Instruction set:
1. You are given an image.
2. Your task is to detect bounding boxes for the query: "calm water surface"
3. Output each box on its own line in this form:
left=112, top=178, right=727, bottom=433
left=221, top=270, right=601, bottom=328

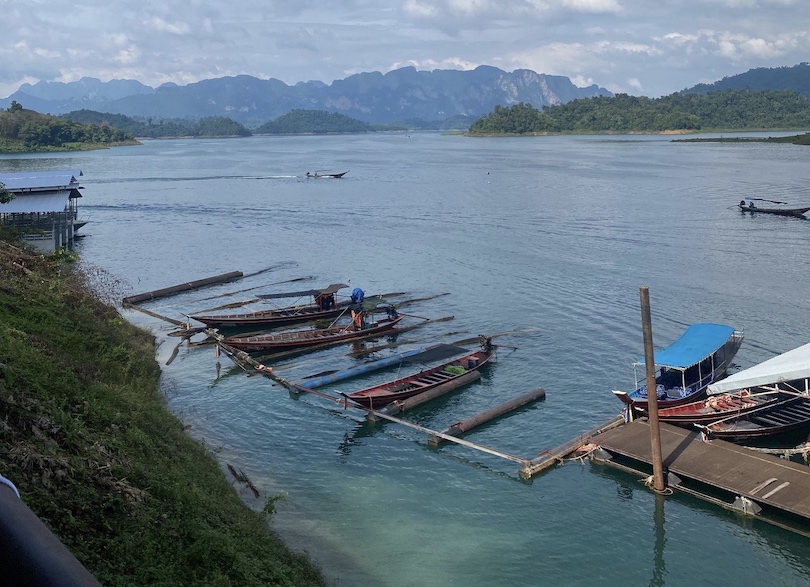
left=4, top=133, right=810, bottom=586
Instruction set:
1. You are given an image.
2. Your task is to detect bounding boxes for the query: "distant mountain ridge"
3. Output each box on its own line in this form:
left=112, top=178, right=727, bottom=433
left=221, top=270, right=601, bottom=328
left=0, top=66, right=611, bottom=126
left=682, top=63, right=810, bottom=98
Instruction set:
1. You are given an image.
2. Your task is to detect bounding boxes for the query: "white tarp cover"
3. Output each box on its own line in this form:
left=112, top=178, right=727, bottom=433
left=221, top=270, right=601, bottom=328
left=707, top=342, right=810, bottom=394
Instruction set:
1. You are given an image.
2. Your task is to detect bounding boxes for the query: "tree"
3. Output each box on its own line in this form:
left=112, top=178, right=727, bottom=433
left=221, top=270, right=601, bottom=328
left=0, top=182, right=14, bottom=204
left=7, top=100, right=23, bottom=113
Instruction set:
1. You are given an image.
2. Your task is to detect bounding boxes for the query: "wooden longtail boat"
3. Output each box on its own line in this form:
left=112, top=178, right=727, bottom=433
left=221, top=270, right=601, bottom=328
left=654, top=390, right=786, bottom=426
left=306, top=171, right=349, bottom=178
left=701, top=395, right=810, bottom=442
left=340, top=339, right=493, bottom=408
left=223, top=315, right=403, bottom=353
left=738, top=199, right=810, bottom=217
left=612, top=323, right=744, bottom=410
left=189, top=283, right=363, bottom=329
left=696, top=341, right=810, bottom=443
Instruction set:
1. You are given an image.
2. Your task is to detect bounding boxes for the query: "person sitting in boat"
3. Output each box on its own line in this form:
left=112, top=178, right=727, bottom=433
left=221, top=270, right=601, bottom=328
left=739, top=200, right=746, bottom=208
left=749, top=201, right=756, bottom=208
left=315, top=292, right=335, bottom=310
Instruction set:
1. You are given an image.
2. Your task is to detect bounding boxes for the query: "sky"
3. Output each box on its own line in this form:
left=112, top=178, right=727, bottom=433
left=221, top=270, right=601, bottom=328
left=2, top=0, right=808, bottom=99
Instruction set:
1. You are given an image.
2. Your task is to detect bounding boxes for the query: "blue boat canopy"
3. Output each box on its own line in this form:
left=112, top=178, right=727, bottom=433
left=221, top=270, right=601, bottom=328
left=634, top=323, right=735, bottom=369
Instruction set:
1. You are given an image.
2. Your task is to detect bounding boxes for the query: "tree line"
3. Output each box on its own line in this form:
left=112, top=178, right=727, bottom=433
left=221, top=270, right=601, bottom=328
left=61, top=110, right=251, bottom=138
left=468, top=90, right=810, bottom=135
left=0, top=101, right=135, bottom=152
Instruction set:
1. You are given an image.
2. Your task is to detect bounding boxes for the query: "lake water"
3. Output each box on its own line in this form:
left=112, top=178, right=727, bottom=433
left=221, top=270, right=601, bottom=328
left=4, top=132, right=810, bottom=586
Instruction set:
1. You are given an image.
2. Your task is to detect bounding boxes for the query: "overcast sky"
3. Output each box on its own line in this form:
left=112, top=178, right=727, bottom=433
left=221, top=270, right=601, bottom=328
left=2, top=0, right=807, bottom=99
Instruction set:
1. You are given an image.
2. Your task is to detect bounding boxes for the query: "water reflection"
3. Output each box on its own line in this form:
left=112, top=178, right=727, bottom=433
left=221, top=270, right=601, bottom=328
left=650, top=493, right=667, bottom=587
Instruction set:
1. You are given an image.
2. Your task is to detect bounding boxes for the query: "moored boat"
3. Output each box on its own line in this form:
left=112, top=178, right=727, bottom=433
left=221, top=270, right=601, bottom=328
left=189, top=284, right=365, bottom=329
left=701, top=395, right=810, bottom=442
left=697, top=341, right=810, bottom=443
left=223, top=314, right=403, bottom=353
left=341, top=339, right=493, bottom=408
left=655, top=390, right=785, bottom=426
left=612, top=323, right=744, bottom=410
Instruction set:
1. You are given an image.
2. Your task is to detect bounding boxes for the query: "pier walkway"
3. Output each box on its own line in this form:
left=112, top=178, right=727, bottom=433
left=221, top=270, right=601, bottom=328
left=591, top=420, right=810, bottom=529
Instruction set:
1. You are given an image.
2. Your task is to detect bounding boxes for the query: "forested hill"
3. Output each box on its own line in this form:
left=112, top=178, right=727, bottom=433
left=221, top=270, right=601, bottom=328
left=0, top=102, right=135, bottom=153
left=468, top=90, right=810, bottom=135
left=61, top=110, right=251, bottom=138
left=683, top=63, right=810, bottom=98
left=63, top=108, right=381, bottom=136
left=255, top=109, right=372, bottom=134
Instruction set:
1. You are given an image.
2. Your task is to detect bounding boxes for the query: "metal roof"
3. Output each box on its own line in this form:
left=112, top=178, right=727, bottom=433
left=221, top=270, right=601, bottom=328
left=0, top=170, right=83, bottom=191
left=0, top=190, right=71, bottom=213
left=634, top=323, right=736, bottom=369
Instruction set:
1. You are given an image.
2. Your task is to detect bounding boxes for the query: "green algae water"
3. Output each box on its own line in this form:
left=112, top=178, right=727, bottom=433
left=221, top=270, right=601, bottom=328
left=4, top=132, right=810, bottom=586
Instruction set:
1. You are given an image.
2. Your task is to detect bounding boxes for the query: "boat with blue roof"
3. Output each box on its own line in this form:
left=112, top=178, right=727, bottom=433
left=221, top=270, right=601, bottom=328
left=612, top=323, right=744, bottom=410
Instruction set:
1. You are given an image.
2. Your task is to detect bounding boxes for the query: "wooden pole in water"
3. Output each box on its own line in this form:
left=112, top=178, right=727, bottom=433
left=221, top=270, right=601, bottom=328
left=122, top=271, right=243, bottom=305
left=640, top=286, right=666, bottom=493
left=427, top=387, right=546, bottom=445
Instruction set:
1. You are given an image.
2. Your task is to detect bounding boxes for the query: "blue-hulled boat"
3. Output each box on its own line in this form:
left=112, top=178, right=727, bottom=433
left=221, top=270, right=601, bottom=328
left=612, top=323, right=744, bottom=410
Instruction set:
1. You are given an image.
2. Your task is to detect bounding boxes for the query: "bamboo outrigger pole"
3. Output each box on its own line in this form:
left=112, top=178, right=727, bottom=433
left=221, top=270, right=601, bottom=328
left=212, top=335, right=532, bottom=468
left=640, top=286, right=666, bottom=493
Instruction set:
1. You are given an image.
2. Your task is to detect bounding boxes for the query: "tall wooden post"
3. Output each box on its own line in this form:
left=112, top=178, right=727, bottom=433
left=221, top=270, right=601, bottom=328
left=640, top=286, right=666, bottom=493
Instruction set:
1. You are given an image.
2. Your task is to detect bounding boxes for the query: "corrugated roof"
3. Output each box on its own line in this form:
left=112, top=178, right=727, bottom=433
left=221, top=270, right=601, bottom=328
left=0, top=190, right=71, bottom=213
left=0, top=169, right=83, bottom=191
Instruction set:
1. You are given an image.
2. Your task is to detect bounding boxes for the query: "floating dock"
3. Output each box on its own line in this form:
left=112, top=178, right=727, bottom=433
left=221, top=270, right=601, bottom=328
left=590, top=419, right=810, bottom=534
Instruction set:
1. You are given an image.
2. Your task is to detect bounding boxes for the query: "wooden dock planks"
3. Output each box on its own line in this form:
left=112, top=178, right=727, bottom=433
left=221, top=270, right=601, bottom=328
left=592, top=420, right=810, bottom=520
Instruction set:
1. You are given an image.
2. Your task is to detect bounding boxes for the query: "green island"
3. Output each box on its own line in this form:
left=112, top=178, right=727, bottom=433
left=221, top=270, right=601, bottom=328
left=0, top=237, right=324, bottom=586
left=467, top=90, right=810, bottom=137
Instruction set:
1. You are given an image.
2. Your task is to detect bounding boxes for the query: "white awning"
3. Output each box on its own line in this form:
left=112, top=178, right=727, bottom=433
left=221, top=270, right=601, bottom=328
left=0, top=191, right=70, bottom=213
left=707, top=342, right=810, bottom=394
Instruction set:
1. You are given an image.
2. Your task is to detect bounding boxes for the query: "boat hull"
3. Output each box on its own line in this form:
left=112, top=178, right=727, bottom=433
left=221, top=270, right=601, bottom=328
left=223, top=316, right=402, bottom=353
left=704, top=395, right=810, bottom=443
left=342, top=350, right=491, bottom=409
left=655, top=391, right=784, bottom=425
left=739, top=204, right=810, bottom=217
left=190, top=301, right=354, bottom=329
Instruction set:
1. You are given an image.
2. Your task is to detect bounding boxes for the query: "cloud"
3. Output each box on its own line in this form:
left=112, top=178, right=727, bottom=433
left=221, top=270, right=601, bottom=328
left=144, top=17, right=191, bottom=36
left=562, top=0, right=622, bottom=14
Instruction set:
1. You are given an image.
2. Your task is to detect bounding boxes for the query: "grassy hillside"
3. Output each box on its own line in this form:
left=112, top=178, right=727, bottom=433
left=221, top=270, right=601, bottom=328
left=0, top=238, right=323, bottom=587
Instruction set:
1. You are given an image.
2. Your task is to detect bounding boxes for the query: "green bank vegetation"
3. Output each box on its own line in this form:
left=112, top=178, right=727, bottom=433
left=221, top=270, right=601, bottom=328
left=0, top=238, right=323, bottom=586
left=62, top=110, right=252, bottom=138
left=0, top=101, right=137, bottom=152
left=468, top=90, right=810, bottom=135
